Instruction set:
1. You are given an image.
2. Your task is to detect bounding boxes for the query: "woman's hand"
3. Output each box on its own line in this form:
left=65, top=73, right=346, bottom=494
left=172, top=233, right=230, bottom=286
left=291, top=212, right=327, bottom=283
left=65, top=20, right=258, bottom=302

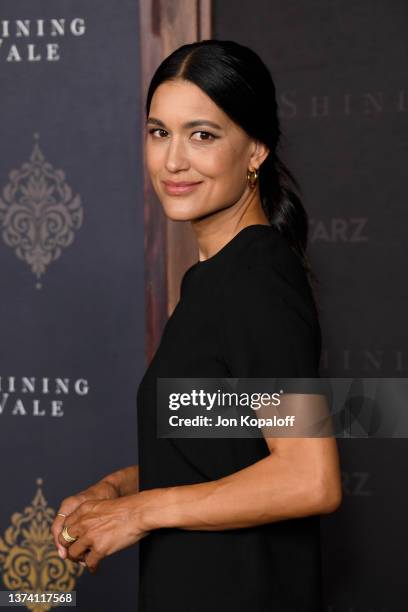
left=56, top=495, right=150, bottom=574
left=51, top=480, right=119, bottom=561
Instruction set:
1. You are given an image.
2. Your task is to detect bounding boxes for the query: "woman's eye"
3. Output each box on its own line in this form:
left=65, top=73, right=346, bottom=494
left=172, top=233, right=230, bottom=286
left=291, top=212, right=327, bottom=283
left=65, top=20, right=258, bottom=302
left=148, top=128, right=168, bottom=138
left=191, top=131, right=215, bottom=142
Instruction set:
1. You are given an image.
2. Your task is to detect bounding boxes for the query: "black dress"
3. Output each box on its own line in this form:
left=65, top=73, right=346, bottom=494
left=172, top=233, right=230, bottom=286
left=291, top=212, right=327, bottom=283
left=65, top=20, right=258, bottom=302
left=137, top=224, right=323, bottom=611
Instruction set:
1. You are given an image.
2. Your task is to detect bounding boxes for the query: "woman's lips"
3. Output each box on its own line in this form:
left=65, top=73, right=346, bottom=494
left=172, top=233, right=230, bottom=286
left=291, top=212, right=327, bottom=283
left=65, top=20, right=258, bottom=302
left=162, top=181, right=202, bottom=195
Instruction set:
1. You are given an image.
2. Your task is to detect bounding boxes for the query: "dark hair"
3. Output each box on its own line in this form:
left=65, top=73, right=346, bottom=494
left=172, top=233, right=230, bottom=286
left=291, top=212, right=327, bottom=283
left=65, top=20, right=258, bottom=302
left=146, top=39, right=317, bottom=288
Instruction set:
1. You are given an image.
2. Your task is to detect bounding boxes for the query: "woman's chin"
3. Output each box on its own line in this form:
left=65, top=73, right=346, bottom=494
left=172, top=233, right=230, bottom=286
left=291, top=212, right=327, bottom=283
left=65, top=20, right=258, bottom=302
left=160, top=203, right=204, bottom=223
left=164, top=212, right=199, bottom=222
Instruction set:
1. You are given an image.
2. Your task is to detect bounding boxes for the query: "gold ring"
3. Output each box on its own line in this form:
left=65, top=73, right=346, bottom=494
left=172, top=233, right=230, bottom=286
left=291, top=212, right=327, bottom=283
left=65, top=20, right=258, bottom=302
left=57, top=513, right=67, bottom=518
left=61, top=526, right=77, bottom=543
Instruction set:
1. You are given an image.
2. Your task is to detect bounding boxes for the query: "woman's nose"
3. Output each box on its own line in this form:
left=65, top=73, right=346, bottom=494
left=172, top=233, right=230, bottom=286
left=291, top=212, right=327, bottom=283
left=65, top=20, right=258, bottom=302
left=165, top=137, right=189, bottom=172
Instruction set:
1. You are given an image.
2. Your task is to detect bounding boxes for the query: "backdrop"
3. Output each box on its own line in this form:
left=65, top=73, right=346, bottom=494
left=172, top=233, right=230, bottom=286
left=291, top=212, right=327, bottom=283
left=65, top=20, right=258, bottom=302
left=0, top=2, right=144, bottom=610
left=213, top=1, right=408, bottom=609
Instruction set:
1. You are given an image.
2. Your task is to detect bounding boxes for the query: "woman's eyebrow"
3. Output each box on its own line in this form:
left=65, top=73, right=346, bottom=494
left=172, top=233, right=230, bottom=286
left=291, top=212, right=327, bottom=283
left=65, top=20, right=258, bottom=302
left=146, top=117, right=222, bottom=130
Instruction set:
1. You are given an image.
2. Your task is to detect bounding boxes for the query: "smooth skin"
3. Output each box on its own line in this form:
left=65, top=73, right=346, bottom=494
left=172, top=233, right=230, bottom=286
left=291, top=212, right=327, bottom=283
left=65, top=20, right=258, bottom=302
left=51, top=78, right=342, bottom=573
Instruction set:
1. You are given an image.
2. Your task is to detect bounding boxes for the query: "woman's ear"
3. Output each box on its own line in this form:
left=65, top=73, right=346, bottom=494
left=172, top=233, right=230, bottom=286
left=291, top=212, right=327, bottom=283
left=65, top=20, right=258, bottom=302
left=249, top=140, right=270, bottom=169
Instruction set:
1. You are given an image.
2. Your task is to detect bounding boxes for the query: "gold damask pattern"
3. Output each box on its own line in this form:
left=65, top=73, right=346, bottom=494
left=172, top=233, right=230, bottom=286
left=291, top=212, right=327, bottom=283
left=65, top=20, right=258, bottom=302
left=0, top=478, right=84, bottom=611
left=0, top=133, right=83, bottom=288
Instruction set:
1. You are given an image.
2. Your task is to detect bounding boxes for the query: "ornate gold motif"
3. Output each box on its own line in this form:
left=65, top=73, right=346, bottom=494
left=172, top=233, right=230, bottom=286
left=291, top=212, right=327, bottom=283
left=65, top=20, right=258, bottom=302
left=0, top=478, right=84, bottom=611
left=0, top=133, right=83, bottom=289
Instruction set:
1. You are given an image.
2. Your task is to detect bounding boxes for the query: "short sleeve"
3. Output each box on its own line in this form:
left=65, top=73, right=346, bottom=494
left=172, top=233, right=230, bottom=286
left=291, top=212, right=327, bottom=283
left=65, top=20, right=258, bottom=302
left=219, top=263, right=321, bottom=379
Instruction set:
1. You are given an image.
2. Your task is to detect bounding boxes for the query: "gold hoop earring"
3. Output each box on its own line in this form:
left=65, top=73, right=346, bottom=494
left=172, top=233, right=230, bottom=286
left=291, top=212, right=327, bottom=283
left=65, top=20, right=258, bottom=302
left=247, top=167, right=259, bottom=188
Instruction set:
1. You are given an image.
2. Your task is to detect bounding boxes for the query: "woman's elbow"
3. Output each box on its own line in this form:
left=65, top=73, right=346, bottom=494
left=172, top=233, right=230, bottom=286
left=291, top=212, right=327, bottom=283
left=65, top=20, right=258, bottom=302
left=315, top=478, right=343, bottom=514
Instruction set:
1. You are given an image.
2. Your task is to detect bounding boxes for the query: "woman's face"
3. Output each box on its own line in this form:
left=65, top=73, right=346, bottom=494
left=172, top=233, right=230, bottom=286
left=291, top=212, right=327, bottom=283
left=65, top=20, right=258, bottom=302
left=145, top=78, right=268, bottom=222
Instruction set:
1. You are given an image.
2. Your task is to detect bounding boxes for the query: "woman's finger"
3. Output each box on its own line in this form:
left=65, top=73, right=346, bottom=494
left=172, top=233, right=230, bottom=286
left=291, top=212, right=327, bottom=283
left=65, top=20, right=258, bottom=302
left=83, top=549, right=102, bottom=574
left=65, top=537, right=90, bottom=562
left=51, top=511, right=69, bottom=559
left=58, top=522, right=80, bottom=550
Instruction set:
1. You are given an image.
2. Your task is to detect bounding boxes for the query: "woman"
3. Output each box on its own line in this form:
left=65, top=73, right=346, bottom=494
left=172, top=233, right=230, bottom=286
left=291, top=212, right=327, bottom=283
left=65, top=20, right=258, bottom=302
left=52, top=40, right=342, bottom=611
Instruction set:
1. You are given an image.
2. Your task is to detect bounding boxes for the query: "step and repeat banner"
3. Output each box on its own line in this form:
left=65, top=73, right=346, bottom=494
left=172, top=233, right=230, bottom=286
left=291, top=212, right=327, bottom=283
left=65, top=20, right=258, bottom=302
left=213, top=1, right=408, bottom=611
left=0, top=2, right=144, bottom=610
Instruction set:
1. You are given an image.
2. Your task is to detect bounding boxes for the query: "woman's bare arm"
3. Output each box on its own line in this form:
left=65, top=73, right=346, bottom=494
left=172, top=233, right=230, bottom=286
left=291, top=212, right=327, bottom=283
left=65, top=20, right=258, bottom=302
left=136, top=436, right=341, bottom=532
left=100, top=465, right=139, bottom=497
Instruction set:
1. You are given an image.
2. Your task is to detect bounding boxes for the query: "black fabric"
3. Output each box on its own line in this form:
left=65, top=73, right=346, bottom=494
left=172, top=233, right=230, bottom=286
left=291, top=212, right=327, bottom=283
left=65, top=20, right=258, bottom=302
left=137, top=224, right=323, bottom=611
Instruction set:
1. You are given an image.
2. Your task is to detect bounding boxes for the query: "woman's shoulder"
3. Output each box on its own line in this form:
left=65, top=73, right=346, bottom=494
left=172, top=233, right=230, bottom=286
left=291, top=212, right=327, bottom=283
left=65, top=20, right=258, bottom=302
left=180, top=224, right=317, bottom=316
left=226, top=226, right=309, bottom=293
left=224, top=226, right=319, bottom=330
left=219, top=227, right=322, bottom=376
left=232, top=226, right=303, bottom=277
